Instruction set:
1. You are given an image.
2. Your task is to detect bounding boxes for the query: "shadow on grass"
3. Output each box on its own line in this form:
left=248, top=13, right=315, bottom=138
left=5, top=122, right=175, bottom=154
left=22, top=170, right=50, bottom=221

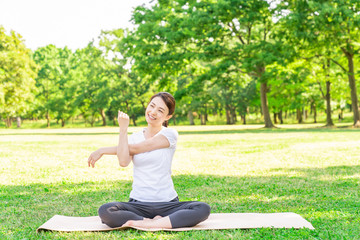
left=1, top=165, right=359, bottom=239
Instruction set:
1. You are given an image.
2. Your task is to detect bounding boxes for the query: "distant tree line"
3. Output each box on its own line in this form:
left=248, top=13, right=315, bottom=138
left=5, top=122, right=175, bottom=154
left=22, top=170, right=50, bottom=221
left=1, top=0, right=359, bottom=128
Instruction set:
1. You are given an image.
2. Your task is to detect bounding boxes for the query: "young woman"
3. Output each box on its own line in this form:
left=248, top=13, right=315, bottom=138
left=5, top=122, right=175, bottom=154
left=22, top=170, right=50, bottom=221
left=88, top=92, right=210, bottom=229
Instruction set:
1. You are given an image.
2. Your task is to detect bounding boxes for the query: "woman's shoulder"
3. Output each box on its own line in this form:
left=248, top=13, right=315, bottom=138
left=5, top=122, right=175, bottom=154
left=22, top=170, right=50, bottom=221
left=159, top=127, right=178, bottom=148
left=160, top=127, right=178, bottom=138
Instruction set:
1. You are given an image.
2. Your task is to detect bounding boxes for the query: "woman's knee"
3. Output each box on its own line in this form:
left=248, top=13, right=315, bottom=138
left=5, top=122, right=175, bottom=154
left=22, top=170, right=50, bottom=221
left=98, top=202, right=142, bottom=228
left=188, top=201, right=211, bottom=220
left=196, top=202, right=211, bottom=220
left=98, top=202, right=122, bottom=227
left=98, top=202, right=115, bottom=217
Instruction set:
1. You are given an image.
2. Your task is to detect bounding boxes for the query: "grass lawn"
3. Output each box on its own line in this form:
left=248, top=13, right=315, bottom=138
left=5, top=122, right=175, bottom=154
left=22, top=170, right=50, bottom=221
left=1, top=124, right=359, bottom=239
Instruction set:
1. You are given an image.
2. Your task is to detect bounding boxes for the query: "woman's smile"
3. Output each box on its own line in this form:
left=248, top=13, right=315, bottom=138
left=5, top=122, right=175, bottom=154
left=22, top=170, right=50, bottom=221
left=147, top=114, right=157, bottom=120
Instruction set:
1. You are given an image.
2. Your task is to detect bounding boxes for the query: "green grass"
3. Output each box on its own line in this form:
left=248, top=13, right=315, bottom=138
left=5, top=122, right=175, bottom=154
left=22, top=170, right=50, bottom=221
left=1, top=125, right=359, bottom=239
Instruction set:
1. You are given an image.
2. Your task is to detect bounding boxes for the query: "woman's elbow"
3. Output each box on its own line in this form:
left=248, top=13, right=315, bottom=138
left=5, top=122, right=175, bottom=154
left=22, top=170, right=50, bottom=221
left=119, top=161, right=129, bottom=167
left=117, top=155, right=130, bottom=167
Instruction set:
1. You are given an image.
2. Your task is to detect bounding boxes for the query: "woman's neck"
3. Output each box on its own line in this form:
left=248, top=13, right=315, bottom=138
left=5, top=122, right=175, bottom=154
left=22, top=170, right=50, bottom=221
left=145, top=125, right=163, bottom=138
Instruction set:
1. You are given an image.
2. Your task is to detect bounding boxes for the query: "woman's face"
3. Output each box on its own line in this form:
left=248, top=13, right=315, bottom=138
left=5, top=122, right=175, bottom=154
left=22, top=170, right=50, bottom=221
left=145, top=97, right=172, bottom=126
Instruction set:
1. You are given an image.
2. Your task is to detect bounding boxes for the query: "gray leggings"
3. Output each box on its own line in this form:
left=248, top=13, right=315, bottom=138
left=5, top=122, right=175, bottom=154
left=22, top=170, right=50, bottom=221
left=98, top=197, right=211, bottom=228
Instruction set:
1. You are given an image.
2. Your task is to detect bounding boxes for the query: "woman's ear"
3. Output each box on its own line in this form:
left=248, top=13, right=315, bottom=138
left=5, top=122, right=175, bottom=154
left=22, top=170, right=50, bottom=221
left=165, top=115, right=173, bottom=121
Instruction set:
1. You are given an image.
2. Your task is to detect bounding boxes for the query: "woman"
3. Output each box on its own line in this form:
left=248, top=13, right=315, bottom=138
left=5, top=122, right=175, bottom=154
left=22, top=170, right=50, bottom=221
left=88, top=92, right=210, bottom=229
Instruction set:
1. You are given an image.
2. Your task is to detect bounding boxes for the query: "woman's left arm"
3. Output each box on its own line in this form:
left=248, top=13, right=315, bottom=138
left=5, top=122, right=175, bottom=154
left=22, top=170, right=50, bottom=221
left=129, top=134, right=170, bottom=155
left=87, top=137, right=169, bottom=162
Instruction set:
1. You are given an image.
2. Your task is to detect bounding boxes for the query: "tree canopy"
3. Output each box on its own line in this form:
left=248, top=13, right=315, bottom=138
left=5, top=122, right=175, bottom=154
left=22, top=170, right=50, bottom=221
left=1, top=0, right=359, bottom=128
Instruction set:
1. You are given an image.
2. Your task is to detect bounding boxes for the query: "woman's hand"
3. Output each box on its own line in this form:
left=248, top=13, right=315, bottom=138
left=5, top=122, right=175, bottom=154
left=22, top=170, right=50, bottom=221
left=88, top=149, right=103, bottom=168
left=118, top=111, right=130, bottom=129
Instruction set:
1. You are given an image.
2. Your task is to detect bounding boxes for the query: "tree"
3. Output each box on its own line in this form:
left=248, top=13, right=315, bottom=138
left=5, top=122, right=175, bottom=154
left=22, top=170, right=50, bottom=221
left=99, top=29, right=152, bottom=126
left=72, top=42, right=113, bottom=126
left=0, top=26, right=37, bottom=127
left=127, top=0, right=297, bottom=127
left=33, top=45, right=63, bottom=127
left=287, top=0, right=360, bottom=127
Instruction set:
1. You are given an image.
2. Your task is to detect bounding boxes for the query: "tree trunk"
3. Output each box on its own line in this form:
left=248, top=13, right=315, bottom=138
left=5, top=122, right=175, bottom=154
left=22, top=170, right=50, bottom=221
left=273, top=113, right=278, bottom=124
left=200, top=114, right=206, bottom=125
left=343, top=50, right=360, bottom=127
left=188, top=110, right=195, bottom=125
left=231, top=107, right=237, bottom=123
left=5, top=117, right=12, bottom=128
left=61, top=119, right=65, bottom=127
left=100, top=109, right=106, bottom=126
left=46, top=111, right=50, bottom=127
left=312, top=103, right=317, bottom=123
left=225, top=105, right=236, bottom=125
left=16, top=117, right=21, bottom=128
left=241, top=114, right=246, bottom=124
left=205, top=105, right=208, bottom=122
left=279, top=110, right=283, bottom=124
left=202, top=114, right=206, bottom=125
left=131, top=115, right=137, bottom=126
left=260, top=81, right=274, bottom=128
left=226, top=109, right=231, bottom=125
left=90, top=114, right=95, bottom=127
left=325, top=80, right=334, bottom=126
left=297, top=109, right=303, bottom=123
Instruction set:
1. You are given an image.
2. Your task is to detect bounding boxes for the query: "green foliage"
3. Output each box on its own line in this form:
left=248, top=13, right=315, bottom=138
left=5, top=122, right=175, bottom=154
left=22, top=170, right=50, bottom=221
left=2, top=1, right=360, bottom=128
left=0, top=26, right=37, bottom=127
left=99, top=30, right=153, bottom=126
left=72, top=42, right=113, bottom=126
left=285, top=0, right=360, bottom=125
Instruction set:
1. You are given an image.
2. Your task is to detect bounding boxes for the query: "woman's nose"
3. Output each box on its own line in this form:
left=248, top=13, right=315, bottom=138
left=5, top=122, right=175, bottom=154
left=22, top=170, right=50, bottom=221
left=150, top=109, right=157, bottom=115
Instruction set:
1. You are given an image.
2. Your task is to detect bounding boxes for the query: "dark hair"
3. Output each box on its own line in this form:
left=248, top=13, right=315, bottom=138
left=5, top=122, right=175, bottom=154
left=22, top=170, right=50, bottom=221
left=149, top=92, right=175, bottom=127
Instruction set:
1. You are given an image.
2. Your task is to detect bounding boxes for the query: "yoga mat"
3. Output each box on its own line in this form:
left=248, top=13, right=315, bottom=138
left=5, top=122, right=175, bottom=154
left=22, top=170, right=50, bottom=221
left=37, top=212, right=314, bottom=232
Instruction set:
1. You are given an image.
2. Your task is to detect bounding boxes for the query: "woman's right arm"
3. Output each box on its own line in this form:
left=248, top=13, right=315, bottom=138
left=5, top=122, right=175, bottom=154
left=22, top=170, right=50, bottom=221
left=88, top=139, right=164, bottom=168
left=116, top=111, right=133, bottom=167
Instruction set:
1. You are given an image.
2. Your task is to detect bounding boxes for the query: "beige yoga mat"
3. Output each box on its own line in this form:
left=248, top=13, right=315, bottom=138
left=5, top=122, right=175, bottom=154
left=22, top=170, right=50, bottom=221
left=37, top=213, right=314, bottom=232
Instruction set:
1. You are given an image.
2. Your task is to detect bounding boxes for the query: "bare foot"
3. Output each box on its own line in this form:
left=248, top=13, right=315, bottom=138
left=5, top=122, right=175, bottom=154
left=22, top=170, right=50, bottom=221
left=122, top=220, right=134, bottom=227
left=122, top=216, right=172, bottom=229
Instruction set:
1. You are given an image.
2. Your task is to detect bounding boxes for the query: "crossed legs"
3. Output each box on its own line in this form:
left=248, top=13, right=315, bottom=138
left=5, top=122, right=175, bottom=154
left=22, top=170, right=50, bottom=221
left=98, top=201, right=211, bottom=229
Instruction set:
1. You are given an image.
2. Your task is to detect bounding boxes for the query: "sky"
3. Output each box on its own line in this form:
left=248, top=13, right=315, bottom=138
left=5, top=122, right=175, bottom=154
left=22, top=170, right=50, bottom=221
left=0, top=0, right=152, bottom=50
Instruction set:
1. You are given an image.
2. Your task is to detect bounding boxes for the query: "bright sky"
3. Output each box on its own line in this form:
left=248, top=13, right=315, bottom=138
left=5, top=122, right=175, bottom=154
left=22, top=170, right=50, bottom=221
left=0, top=0, right=152, bottom=50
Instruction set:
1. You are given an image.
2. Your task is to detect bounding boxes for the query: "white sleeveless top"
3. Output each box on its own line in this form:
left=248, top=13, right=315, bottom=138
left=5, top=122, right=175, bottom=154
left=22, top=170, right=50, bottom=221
left=128, top=127, right=178, bottom=202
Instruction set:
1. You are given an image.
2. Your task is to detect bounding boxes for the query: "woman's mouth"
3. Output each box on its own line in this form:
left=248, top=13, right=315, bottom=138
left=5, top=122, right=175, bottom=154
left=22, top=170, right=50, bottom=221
left=148, top=114, right=156, bottom=120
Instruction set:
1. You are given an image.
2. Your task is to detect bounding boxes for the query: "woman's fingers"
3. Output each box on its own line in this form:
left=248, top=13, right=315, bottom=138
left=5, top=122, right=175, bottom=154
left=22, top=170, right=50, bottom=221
left=118, top=111, right=129, bottom=119
left=88, top=156, right=94, bottom=168
left=88, top=152, right=100, bottom=168
left=118, top=110, right=130, bottom=128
